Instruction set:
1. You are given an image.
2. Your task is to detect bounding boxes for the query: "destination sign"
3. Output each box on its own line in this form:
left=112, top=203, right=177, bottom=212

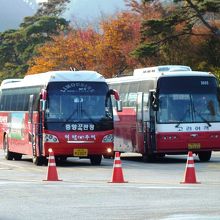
left=65, top=123, right=95, bottom=131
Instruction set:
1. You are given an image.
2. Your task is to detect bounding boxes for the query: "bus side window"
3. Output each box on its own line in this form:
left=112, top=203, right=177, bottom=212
left=158, top=96, right=168, bottom=122
left=23, top=94, right=29, bottom=111
left=127, top=93, right=137, bottom=107
left=0, top=93, right=5, bottom=110
left=5, top=94, right=11, bottom=111
left=28, top=95, right=34, bottom=123
left=16, top=94, right=24, bottom=111
left=128, top=82, right=138, bottom=107
left=120, top=83, right=129, bottom=107
left=143, top=93, right=149, bottom=121
left=1, top=94, right=8, bottom=111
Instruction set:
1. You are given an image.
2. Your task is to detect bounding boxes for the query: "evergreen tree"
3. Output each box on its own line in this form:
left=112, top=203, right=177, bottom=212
left=0, top=0, right=70, bottom=80
left=36, top=0, right=70, bottom=17
left=132, top=0, right=220, bottom=71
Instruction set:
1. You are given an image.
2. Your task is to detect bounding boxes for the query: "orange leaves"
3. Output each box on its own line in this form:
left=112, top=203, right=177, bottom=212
left=101, top=12, right=140, bottom=47
left=97, top=12, right=141, bottom=77
left=27, top=12, right=141, bottom=78
left=27, top=29, right=100, bottom=74
left=125, top=0, right=163, bottom=20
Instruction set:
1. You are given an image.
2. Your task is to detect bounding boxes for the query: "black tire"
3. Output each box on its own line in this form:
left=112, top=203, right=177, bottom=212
left=13, top=153, right=22, bottom=161
left=103, top=155, right=113, bottom=159
left=90, top=155, right=102, bottom=165
left=3, top=135, right=14, bottom=160
left=198, top=151, right=212, bottom=162
left=32, top=156, right=45, bottom=166
left=156, top=153, right=166, bottom=158
left=56, top=156, right=67, bottom=162
left=142, top=153, right=156, bottom=162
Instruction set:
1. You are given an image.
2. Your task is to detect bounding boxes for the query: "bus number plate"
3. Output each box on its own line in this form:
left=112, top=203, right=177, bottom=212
left=188, top=143, right=201, bottom=150
left=73, top=149, right=88, bottom=157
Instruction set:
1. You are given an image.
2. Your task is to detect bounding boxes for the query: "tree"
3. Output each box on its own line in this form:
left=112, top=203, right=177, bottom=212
left=0, top=1, right=70, bottom=81
left=0, top=16, right=69, bottom=80
left=126, top=0, right=167, bottom=66
left=0, top=30, right=28, bottom=79
left=36, top=0, right=70, bottom=17
left=173, top=0, right=220, bottom=36
left=28, top=12, right=141, bottom=78
left=131, top=0, right=220, bottom=71
left=27, top=29, right=101, bottom=74
left=96, top=12, right=141, bottom=76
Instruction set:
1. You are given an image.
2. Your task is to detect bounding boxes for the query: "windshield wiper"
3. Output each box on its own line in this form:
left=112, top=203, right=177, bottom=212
left=81, top=109, right=97, bottom=125
left=193, top=109, right=211, bottom=127
left=64, top=110, right=78, bottom=122
left=175, top=108, right=190, bottom=128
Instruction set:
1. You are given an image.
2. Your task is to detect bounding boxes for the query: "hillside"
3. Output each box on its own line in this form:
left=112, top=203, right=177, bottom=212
left=66, top=0, right=126, bottom=20
left=0, top=0, right=126, bottom=32
left=0, top=0, right=37, bottom=31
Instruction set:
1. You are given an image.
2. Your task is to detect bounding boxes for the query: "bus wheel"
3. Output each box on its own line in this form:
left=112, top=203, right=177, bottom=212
left=13, top=153, right=22, bottom=161
left=157, top=153, right=165, bottom=158
left=32, top=156, right=45, bottom=166
left=198, top=151, right=212, bottom=162
left=90, top=155, right=102, bottom=165
left=56, top=156, right=67, bottom=162
left=3, top=135, right=14, bottom=160
left=142, top=153, right=156, bottom=162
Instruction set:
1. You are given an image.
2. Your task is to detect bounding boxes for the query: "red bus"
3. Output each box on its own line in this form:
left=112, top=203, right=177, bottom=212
left=107, top=65, right=220, bottom=162
left=0, top=70, right=121, bottom=165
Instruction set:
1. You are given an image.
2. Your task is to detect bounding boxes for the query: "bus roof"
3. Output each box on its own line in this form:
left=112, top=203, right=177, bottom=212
left=107, top=66, right=215, bottom=84
left=133, top=65, right=192, bottom=77
left=1, top=71, right=106, bottom=89
left=0, top=79, right=23, bottom=86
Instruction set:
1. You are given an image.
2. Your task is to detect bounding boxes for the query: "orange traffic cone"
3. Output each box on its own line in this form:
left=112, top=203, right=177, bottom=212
left=44, top=148, right=62, bottom=181
left=109, top=152, right=127, bottom=183
left=181, top=151, right=200, bottom=184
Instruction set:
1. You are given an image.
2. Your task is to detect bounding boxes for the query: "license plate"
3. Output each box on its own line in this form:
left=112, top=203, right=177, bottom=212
left=188, top=143, right=201, bottom=150
left=73, top=149, right=88, bottom=157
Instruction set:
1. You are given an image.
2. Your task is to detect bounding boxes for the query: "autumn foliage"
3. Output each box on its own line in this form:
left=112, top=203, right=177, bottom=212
left=27, top=12, right=141, bottom=78
left=28, top=29, right=100, bottom=73
left=26, top=0, right=220, bottom=79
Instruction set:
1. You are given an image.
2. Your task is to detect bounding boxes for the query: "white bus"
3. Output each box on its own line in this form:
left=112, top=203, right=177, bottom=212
left=107, top=65, right=220, bottom=161
left=0, top=70, right=121, bottom=165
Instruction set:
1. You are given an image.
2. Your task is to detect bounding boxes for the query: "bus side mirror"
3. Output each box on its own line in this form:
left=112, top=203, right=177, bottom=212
left=109, top=89, right=123, bottom=112
left=116, top=100, right=122, bottom=112
left=149, top=90, right=158, bottom=111
left=40, top=99, right=46, bottom=112
left=40, top=89, right=47, bottom=112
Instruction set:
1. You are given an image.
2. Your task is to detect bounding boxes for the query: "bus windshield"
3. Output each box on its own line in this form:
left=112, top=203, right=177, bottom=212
left=45, top=82, right=113, bottom=123
left=157, top=76, right=220, bottom=123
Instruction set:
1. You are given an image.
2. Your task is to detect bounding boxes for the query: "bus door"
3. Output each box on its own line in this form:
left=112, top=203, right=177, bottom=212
left=136, top=92, right=145, bottom=154
left=148, top=90, right=157, bottom=156
left=28, top=95, right=37, bottom=157
left=136, top=92, right=152, bottom=158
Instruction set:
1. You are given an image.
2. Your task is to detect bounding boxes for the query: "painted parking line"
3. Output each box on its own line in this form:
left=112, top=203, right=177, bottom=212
left=0, top=161, right=44, bottom=172
left=0, top=161, right=24, bottom=169
left=161, top=214, right=220, bottom=220
left=208, top=164, right=220, bottom=169
left=0, top=178, right=199, bottom=190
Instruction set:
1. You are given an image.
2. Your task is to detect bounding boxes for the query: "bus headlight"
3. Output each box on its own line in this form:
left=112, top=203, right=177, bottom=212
left=102, top=134, right=113, bottom=143
left=107, top=148, right=112, bottom=153
left=44, top=134, right=59, bottom=143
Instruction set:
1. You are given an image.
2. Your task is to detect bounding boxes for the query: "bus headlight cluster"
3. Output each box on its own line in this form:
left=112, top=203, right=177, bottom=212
left=44, top=134, right=59, bottom=143
left=102, top=134, right=114, bottom=143
left=210, top=134, right=219, bottom=139
left=160, top=135, right=178, bottom=141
